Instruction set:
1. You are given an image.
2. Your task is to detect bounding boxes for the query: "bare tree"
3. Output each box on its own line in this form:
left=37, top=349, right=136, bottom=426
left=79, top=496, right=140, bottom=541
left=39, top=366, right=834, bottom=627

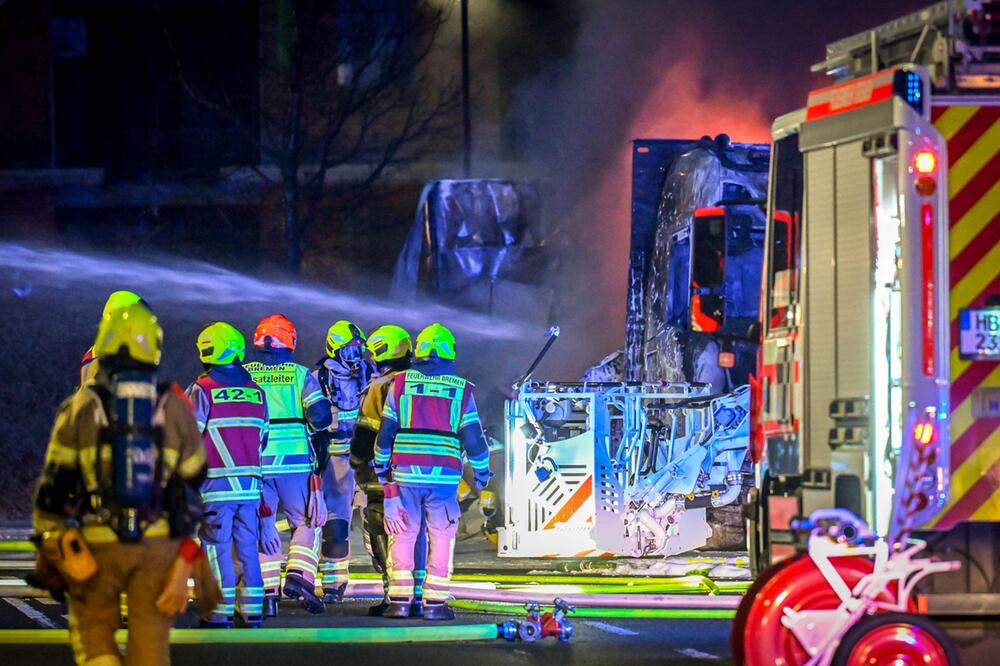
left=163, top=0, right=461, bottom=273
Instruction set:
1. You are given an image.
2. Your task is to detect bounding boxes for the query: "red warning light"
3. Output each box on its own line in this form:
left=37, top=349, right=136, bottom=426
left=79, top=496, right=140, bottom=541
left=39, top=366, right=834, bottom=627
left=914, top=151, right=936, bottom=174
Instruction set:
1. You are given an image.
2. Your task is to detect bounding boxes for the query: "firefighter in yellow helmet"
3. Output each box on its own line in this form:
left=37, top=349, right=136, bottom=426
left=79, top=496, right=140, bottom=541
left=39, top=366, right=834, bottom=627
left=186, top=322, right=269, bottom=628
left=312, top=320, right=374, bottom=602
left=349, top=325, right=428, bottom=616
left=32, top=303, right=217, bottom=666
left=374, top=323, right=492, bottom=620
left=79, top=290, right=146, bottom=387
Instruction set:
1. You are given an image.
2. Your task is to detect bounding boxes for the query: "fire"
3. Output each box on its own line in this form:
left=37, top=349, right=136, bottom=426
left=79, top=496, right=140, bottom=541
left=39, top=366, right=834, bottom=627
left=565, top=39, right=772, bottom=357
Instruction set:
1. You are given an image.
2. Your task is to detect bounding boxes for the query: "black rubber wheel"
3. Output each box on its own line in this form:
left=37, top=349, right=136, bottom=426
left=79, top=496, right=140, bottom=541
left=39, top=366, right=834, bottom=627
left=832, top=612, right=960, bottom=666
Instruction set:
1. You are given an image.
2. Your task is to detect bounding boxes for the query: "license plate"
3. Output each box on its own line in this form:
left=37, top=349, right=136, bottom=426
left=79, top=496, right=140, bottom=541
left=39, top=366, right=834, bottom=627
left=959, top=308, right=1000, bottom=361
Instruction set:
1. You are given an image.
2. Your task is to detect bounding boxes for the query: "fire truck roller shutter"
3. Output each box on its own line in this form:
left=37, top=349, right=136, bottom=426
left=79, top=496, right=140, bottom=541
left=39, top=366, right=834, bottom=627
left=801, top=141, right=871, bottom=522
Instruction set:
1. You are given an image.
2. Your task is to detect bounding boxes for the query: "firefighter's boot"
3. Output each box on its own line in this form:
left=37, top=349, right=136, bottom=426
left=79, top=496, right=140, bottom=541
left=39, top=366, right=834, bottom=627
left=263, top=595, right=279, bottom=618
left=422, top=603, right=455, bottom=621
left=383, top=601, right=411, bottom=619
left=283, top=572, right=326, bottom=615
left=367, top=600, right=389, bottom=617
left=322, top=581, right=347, bottom=604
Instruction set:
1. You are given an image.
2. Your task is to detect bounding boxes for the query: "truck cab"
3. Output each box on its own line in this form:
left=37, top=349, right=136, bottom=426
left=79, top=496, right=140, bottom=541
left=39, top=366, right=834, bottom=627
left=626, top=136, right=769, bottom=393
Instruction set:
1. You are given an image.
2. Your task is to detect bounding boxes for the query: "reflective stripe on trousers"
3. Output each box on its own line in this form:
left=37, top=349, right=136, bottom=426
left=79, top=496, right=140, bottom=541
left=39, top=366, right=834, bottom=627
left=386, top=485, right=457, bottom=605
left=260, top=473, right=320, bottom=591
left=200, top=500, right=265, bottom=622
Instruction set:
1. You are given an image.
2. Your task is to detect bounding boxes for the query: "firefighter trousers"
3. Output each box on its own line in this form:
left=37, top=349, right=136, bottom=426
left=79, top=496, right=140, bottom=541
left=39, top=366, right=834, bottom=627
left=365, top=493, right=427, bottom=601
left=319, top=454, right=354, bottom=591
left=260, top=473, right=321, bottom=594
left=200, top=500, right=265, bottom=623
left=67, top=536, right=180, bottom=666
left=386, top=485, right=458, bottom=606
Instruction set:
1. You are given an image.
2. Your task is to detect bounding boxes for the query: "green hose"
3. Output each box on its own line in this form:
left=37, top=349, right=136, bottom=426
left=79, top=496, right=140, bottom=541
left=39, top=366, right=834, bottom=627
left=0, top=625, right=501, bottom=645
left=0, top=542, right=35, bottom=553
left=455, top=573, right=749, bottom=590
left=451, top=599, right=736, bottom=620
left=347, top=572, right=748, bottom=592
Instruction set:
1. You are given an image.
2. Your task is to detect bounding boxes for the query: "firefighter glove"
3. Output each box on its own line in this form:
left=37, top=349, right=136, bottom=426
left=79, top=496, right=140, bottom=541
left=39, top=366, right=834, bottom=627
left=258, top=500, right=282, bottom=556
left=156, top=555, right=195, bottom=616
left=25, top=553, right=67, bottom=603
left=192, top=553, right=223, bottom=619
left=306, top=474, right=328, bottom=528
left=382, top=483, right=408, bottom=535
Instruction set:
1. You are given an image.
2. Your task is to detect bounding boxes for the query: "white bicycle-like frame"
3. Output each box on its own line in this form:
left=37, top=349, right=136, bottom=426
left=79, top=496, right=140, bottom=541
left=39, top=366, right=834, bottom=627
left=781, top=510, right=959, bottom=666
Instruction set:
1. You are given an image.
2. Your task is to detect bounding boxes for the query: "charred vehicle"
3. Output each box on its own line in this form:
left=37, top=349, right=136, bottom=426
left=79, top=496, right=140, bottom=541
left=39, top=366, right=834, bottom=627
left=391, top=179, right=553, bottom=326
left=500, top=136, right=768, bottom=558
left=626, top=135, right=769, bottom=391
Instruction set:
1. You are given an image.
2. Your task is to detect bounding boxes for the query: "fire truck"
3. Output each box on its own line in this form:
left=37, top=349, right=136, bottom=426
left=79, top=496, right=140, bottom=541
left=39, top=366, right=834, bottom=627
left=746, top=0, right=1000, bottom=609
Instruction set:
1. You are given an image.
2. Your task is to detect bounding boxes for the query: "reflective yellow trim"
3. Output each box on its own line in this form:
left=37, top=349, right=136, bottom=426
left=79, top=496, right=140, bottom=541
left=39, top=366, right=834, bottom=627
left=934, top=104, right=978, bottom=140
left=178, top=449, right=207, bottom=478
left=81, top=518, right=170, bottom=544
left=161, top=448, right=179, bottom=472
left=949, top=118, right=1000, bottom=196
left=45, top=443, right=79, bottom=466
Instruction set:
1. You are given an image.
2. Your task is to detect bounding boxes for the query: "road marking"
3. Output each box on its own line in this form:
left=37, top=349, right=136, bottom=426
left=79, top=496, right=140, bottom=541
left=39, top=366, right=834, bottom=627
left=582, top=620, right=639, bottom=636
left=676, top=648, right=720, bottom=661
left=3, top=598, right=58, bottom=629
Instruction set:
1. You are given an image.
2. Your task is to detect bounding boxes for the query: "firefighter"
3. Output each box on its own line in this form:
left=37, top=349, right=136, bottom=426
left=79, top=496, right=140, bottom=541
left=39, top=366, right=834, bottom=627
left=245, top=314, right=332, bottom=616
left=374, top=323, right=492, bottom=620
left=33, top=302, right=212, bottom=666
left=79, top=290, right=145, bottom=387
left=187, top=322, right=269, bottom=628
left=313, top=320, right=374, bottom=603
left=349, top=324, right=428, bottom=616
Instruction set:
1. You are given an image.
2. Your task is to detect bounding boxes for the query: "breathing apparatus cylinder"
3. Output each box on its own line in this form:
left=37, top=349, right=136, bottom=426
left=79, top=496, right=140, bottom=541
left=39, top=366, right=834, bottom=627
left=108, top=371, right=158, bottom=542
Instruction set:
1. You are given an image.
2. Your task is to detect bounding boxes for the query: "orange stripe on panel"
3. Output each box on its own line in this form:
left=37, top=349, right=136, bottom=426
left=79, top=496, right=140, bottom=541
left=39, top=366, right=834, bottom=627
left=543, top=476, right=593, bottom=529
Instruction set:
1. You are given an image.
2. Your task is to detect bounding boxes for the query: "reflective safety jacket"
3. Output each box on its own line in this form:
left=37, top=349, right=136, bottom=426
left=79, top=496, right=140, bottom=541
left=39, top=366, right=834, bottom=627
left=313, top=356, right=373, bottom=456
left=350, top=369, right=403, bottom=493
left=245, top=351, right=331, bottom=477
left=187, top=365, right=269, bottom=503
left=374, top=359, right=489, bottom=488
left=34, top=376, right=206, bottom=544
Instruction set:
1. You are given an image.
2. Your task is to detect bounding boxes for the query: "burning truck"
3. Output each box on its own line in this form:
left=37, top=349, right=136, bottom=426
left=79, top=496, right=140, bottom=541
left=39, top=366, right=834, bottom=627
left=499, top=136, right=769, bottom=558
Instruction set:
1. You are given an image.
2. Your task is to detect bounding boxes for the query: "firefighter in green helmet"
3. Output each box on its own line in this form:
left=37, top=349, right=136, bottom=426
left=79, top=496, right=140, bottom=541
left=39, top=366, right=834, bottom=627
left=312, top=320, right=375, bottom=603
left=374, top=323, right=492, bottom=620
left=350, top=324, right=428, bottom=616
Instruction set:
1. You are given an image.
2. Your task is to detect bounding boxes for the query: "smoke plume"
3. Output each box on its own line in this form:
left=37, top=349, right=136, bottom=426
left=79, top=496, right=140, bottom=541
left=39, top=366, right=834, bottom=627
left=509, top=3, right=773, bottom=378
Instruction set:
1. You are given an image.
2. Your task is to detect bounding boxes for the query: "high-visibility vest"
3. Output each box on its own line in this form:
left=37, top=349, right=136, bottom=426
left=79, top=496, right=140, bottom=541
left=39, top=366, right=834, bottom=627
left=245, top=361, right=321, bottom=476
left=194, top=374, right=267, bottom=503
